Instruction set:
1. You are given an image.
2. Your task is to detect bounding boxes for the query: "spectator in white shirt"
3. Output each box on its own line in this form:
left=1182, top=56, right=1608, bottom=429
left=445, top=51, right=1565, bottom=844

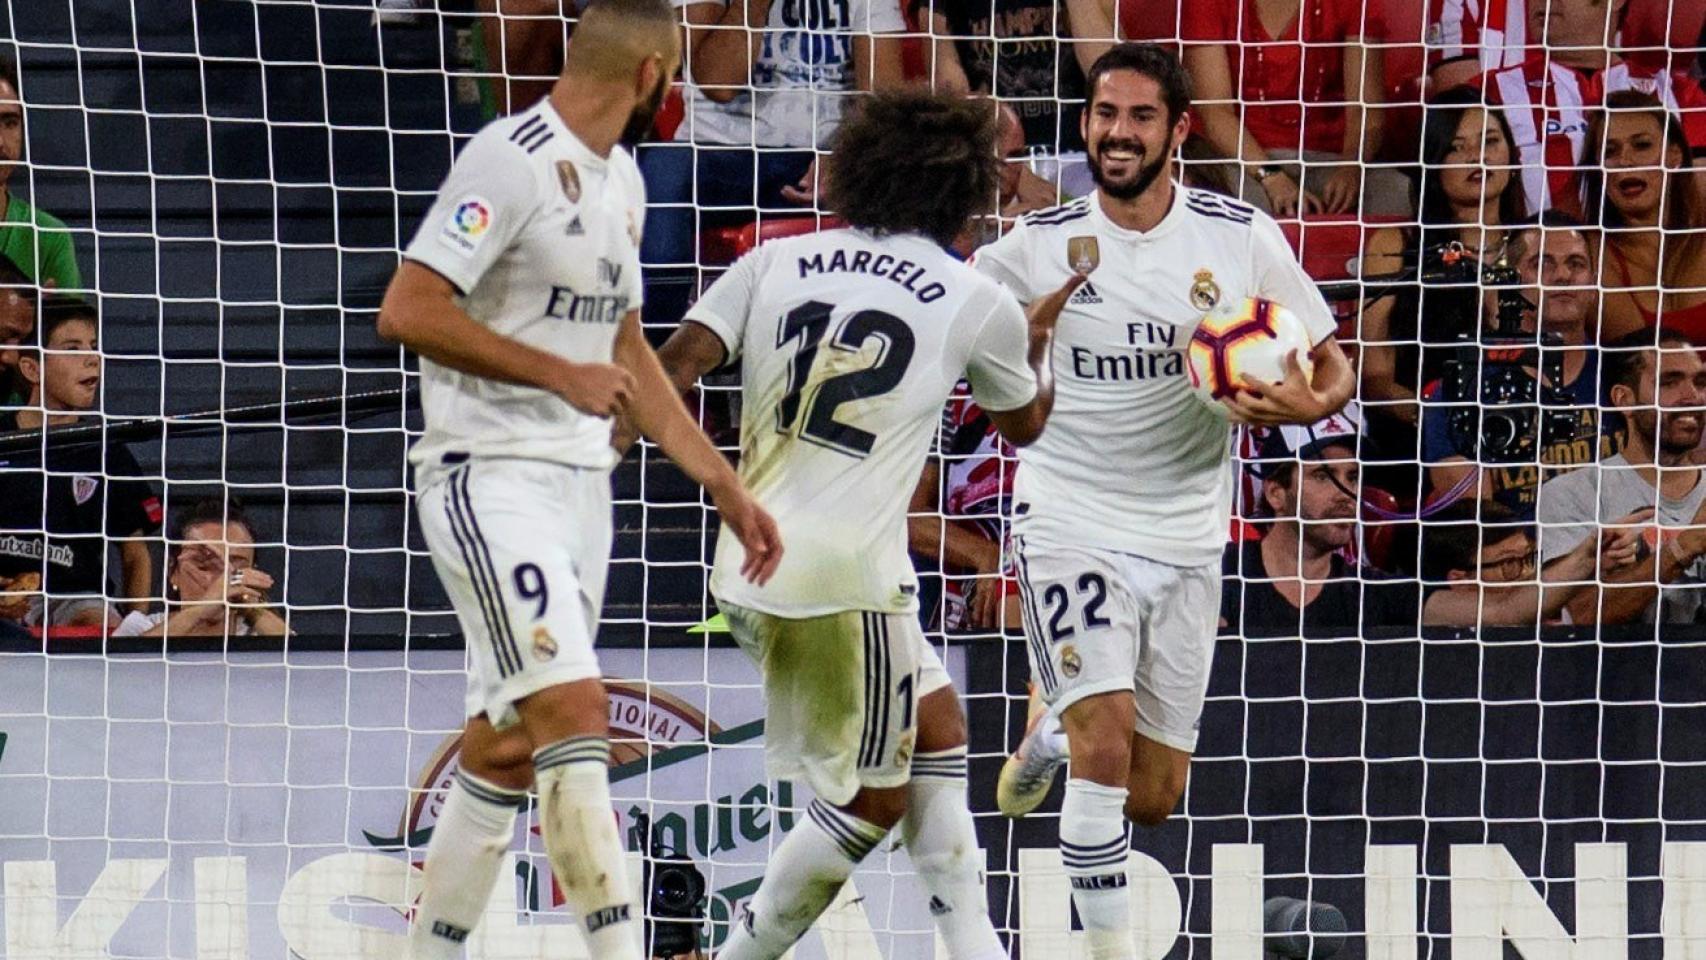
left=637, top=0, right=905, bottom=323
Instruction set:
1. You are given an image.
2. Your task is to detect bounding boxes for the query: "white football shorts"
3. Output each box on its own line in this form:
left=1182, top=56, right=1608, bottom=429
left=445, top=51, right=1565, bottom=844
left=416, top=456, right=612, bottom=729
left=720, top=603, right=952, bottom=806
left=1013, top=535, right=1221, bottom=752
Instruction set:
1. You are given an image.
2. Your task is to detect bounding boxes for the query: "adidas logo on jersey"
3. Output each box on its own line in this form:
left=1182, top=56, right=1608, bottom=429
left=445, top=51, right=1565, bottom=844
left=565, top=215, right=584, bottom=236
left=1068, top=280, right=1103, bottom=305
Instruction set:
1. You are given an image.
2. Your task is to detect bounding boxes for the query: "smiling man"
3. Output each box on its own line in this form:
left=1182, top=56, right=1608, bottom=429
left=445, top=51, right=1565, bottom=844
left=1537, top=329, right=1706, bottom=625
left=969, top=43, right=1353, bottom=960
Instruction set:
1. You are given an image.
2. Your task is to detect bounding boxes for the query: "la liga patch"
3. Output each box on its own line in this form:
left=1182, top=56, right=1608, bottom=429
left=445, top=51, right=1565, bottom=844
left=437, top=195, right=494, bottom=257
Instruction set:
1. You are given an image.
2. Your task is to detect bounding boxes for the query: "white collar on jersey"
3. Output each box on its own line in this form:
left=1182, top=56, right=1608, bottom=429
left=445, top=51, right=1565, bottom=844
left=528, top=97, right=608, bottom=168
left=1089, top=182, right=1187, bottom=242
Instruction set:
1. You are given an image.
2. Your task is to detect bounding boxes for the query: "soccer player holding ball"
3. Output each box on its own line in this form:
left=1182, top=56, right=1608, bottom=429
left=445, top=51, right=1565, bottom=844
left=974, top=43, right=1354, bottom=960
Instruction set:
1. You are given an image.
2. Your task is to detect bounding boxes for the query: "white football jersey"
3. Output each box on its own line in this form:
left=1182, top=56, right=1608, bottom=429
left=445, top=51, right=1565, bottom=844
left=403, top=100, right=646, bottom=475
left=688, top=228, right=1038, bottom=617
left=973, top=188, right=1337, bottom=566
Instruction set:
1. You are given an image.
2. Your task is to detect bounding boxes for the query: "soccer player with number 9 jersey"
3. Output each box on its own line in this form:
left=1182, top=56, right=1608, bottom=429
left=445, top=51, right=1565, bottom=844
left=974, top=44, right=1354, bottom=960
left=376, top=3, right=781, bottom=957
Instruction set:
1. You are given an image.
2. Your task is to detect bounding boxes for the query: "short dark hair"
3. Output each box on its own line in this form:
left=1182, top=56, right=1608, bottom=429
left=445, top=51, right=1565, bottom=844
left=1507, top=209, right=1592, bottom=263
left=0, top=54, right=17, bottom=99
left=34, top=295, right=97, bottom=348
left=824, top=89, right=999, bottom=249
left=1085, top=43, right=1192, bottom=124
left=172, top=496, right=257, bottom=545
left=1604, top=327, right=1695, bottom=397
left=1421, top=501, right=1530, bottom=582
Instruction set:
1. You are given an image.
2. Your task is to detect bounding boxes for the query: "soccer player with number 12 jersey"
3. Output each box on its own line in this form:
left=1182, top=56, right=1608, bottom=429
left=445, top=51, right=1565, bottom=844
left=656, top=90, right=1079, bottom=960
left=977, top=44, right=1354, bottom=960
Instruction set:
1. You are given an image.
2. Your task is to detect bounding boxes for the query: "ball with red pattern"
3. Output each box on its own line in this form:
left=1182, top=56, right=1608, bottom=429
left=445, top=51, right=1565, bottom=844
left=1186, top=296, right=1316, bottom=412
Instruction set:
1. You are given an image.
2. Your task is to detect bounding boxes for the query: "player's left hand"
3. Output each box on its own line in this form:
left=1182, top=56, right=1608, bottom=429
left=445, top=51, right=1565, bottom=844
left=714, top=487, right=783, bottom=585
left=780, top=157, right=821, bottom=207
left=1220, top=350, right=1328, bottom=426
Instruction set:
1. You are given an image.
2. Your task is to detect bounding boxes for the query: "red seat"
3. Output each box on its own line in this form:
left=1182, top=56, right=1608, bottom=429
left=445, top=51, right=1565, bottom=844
left=1360, top=486, right=1405, bottom=572
left=699, top=215, right=847, bottom=266
left=1278, top=214, right=1407, bottom=283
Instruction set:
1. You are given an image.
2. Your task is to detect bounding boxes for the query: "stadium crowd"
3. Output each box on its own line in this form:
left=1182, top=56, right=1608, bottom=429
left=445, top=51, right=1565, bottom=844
left=0, top=0, right=1704, bottom=640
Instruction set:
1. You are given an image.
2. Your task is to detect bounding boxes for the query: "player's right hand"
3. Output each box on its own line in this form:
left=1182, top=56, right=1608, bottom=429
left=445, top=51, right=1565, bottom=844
left=714, top=487, right=783, bottom=585
left=558, top=362, right=636, bottom=418
left=1025, top=273, right=1086, bottom=333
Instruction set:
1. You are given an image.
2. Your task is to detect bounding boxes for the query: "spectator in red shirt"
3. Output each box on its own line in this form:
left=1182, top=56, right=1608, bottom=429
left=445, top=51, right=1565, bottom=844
left=1587, top=93, right=1706, bottom=344
left=1427, top=0, right=1528, bottom=93
left=1181, top=0, right=1410, bottom=218
left=1478, top=0, right=1706, bottom=217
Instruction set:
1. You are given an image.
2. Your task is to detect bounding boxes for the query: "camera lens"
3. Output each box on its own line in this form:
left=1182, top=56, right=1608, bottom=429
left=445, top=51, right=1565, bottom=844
left=654, top=867, right=694, bottom=913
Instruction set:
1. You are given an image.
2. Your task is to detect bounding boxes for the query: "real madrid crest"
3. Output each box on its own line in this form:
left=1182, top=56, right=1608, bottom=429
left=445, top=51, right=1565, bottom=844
left=532, top=626, right=559, bottom=662
left=1190, top=268, right=1221, bottom=311
left=556, top=160, right=581, bottom=204
left=1067, top=236, right=1100, bottom=276
left=1059, top=644, right=1082, bottom=679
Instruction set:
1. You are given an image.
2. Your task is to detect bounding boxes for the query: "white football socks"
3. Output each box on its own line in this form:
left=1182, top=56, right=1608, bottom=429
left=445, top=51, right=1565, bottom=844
left=408, top=769, right=523, bottom=959
left=904, top=747, right=1005, bottom=960
left=1060, top=778, right=1134, bottom=960
left=718, top=799, right=889, bottom=960
left=533, top=736, right=641, bottom=960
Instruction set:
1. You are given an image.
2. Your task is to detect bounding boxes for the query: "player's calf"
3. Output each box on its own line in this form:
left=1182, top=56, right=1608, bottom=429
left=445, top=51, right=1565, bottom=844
left=516, top=683, right=643, bottom=960
left=1058, top=693, right=1139, bottom=960
left=409, top=718, right=531, bottom=959
left=904, top=687, right=1006, bottom=960
left=1123, top=734, right=1190, bottom=827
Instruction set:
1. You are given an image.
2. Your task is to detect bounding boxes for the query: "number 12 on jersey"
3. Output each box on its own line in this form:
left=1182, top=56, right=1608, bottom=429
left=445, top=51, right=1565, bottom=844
left=774, top=300, right=916, bottom=458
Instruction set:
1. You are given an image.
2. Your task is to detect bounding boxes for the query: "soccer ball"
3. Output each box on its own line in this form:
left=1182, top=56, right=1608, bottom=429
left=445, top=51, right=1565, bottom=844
left=1186, top=297, right=1316, bottom=410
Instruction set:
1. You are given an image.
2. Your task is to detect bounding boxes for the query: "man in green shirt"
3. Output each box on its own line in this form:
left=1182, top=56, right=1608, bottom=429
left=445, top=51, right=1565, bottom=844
left=0, top=57, right=80, bottom=291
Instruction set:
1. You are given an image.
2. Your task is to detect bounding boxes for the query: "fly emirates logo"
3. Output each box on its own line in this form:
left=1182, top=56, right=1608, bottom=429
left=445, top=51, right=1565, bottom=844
left=1069, top=320, right=1186, bottom=383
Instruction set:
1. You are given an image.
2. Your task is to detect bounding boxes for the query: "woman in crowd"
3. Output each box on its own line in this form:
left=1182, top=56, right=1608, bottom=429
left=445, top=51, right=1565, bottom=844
left=1181, top=0, right=1408, bottom=217
left=1358, top=90, right=1527, bottom=430
left=114, top=498, right=289, bottom=639
left=1589, top=92, right=1706, bottom=345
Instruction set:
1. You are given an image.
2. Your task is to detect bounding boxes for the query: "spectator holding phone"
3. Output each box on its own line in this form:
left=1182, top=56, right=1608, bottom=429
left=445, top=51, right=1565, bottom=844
left=113, top=497, right=289, bottom=639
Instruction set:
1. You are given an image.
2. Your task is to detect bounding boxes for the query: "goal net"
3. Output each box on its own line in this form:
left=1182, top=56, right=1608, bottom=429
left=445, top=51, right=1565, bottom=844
left=1, top=0, right=1704, bottom=958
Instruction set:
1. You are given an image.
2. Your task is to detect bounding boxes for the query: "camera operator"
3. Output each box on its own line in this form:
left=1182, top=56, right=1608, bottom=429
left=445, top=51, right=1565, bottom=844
left=1419, top=215, right=1620, bottom=519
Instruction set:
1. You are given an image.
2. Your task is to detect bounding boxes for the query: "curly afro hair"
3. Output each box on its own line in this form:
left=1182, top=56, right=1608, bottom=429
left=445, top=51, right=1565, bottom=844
left=824, top=88, right=1001, bottom=249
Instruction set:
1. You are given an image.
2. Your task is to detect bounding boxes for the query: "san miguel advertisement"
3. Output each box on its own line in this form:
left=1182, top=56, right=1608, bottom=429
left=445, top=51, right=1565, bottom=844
left=0, top=646, right=968, bottom=959
left=4, top=630, right=1706, bottom=958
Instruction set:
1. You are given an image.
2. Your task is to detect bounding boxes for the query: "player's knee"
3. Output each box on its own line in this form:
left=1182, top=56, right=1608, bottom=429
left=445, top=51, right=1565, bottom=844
left=516, top=678, right=610, bottom=745
left=915, top=687, right=966, bottom=753
left=845, top=786, right=909, bottom=831
left=458, top=722, right=537, bottom=791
